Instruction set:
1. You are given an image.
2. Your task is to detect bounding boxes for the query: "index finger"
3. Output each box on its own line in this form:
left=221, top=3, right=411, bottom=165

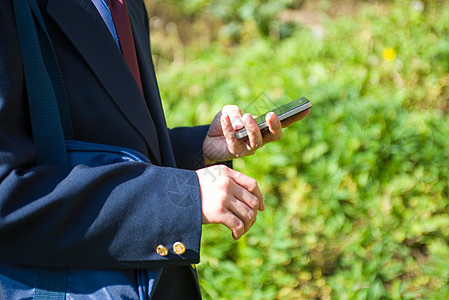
left=222, top=105, right=244, bottom=131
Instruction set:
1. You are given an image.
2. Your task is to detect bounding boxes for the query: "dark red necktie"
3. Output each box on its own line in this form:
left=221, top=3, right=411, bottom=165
left=106, top=0, right=144, bottom=95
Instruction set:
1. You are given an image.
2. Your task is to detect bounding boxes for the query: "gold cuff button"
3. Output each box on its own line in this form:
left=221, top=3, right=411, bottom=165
left=156, top=245, right=168, bottom=256
left=173, top=242, right=186, bottom=255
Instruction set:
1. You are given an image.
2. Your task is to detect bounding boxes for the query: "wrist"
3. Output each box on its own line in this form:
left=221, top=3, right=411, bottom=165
left=202, top=139, right=217, bottom=166
left=203, top=154, right=216, bottom=166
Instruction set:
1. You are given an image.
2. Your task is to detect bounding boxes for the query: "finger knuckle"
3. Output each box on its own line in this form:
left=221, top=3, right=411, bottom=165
left=250, top=197, right=259, bottom=209
left=249, top=178, right=258, bottom=190
left=235, top=220, right=244, bottom=233
left=219, top=177, right=232, bottom=190
left=247, top=209, right=255, bottom=221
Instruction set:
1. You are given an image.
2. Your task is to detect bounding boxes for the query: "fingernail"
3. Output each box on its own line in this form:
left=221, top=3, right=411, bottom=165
left=231, top=117, right=244, bottom=130
left=242, top=113, right=252, bottom=120
left=266, top=112, right=274, bottom=120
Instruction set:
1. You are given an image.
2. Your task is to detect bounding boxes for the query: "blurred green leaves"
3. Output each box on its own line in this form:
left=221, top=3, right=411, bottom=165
left=151, top=0, right=449, bottom=298
left=153, top=0, right=298, bottom=41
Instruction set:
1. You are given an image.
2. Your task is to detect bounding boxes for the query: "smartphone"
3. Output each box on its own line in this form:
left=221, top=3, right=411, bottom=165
left=235, top=97, right=311, bottom=139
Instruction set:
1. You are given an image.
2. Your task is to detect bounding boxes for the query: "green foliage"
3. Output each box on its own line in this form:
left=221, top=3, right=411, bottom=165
left=154, top=0, right=449, bottom=298
left=159, top=0, right=297, bottom=40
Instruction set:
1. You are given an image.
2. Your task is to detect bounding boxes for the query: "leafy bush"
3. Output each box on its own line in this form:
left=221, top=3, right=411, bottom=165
left=153, top=0, right=449, bottom=298
left=148, top=0, right=297, bottom=41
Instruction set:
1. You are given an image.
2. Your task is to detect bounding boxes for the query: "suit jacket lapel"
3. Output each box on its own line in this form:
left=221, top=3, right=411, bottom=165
left=46, top=0, right=162, bottom=164
left=127, top=2, right=178, bottom=168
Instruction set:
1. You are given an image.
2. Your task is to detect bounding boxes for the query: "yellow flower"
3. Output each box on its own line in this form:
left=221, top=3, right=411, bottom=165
left=383, top=48, right=396, bottom=61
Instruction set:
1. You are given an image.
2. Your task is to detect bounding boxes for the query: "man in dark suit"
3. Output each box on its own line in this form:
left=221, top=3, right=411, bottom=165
left=0, top=0, right=309, bottom=298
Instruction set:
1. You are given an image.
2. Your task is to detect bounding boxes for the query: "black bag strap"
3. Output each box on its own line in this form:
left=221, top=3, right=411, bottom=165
left=14, top=0, right=73, bottom=166
left=13, top=0, right=71, bottom=298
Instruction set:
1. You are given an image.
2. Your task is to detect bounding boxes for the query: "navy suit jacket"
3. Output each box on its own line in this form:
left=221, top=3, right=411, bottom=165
left=0, top=0, right=209, bottom=274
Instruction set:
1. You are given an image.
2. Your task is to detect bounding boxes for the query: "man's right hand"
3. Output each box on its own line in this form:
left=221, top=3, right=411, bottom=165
left=196, top=165, right=264, bottom=240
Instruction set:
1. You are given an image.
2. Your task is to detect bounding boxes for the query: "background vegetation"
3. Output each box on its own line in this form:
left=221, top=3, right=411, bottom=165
left=145, top=0, right=449, bottom=298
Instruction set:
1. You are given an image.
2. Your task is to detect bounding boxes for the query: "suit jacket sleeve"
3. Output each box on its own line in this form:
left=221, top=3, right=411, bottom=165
left=0, top=1, right=202, bottom=270
left=169, top=126, right=234, bottom=170
left=168, top=126, right=209, bottom=170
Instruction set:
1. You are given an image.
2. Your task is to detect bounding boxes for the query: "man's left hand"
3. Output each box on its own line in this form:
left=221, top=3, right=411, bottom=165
left=203, top=105, right=310, bottom=165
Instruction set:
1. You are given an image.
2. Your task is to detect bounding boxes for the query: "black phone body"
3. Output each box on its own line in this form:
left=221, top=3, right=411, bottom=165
left=235, top=97, right=311, bottom=139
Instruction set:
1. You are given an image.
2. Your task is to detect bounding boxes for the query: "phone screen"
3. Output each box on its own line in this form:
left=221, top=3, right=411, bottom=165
left=235, top=97, right=311, bottom=139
